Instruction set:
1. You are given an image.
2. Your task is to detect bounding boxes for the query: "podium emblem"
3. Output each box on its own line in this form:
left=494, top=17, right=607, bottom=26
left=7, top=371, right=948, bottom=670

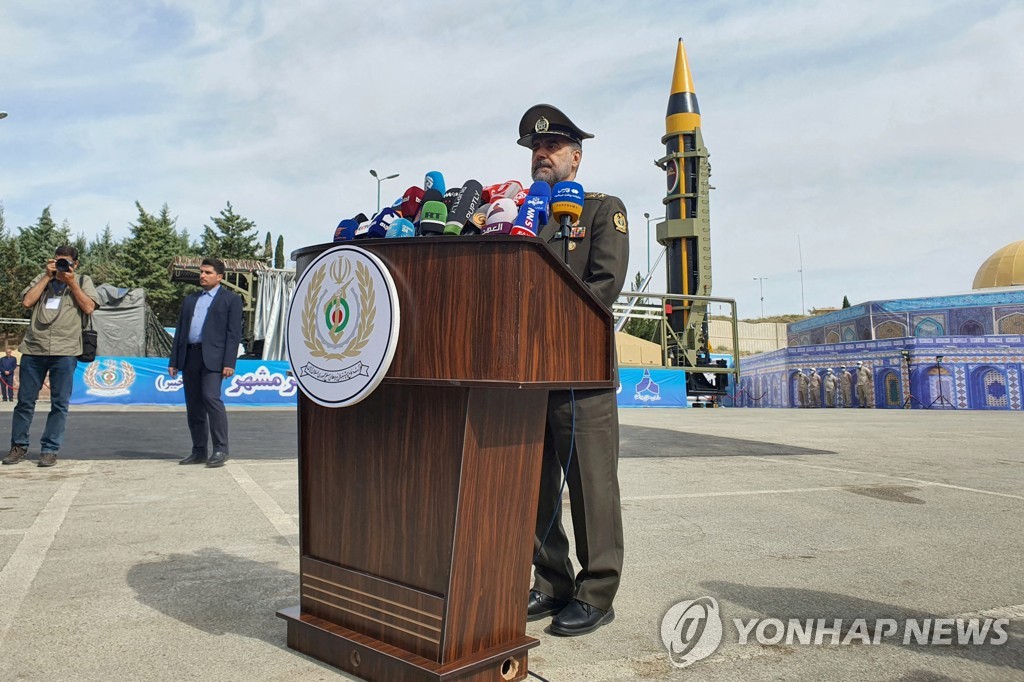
left=287, top=245, right=400, bottom=407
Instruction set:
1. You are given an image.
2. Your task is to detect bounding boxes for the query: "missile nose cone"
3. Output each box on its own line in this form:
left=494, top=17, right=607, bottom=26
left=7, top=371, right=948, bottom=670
left=666, top=38, right=701, bottom=135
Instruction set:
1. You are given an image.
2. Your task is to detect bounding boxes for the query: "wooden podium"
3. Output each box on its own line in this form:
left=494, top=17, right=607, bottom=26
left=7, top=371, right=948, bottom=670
left=278, top=237, right=614, bottom=681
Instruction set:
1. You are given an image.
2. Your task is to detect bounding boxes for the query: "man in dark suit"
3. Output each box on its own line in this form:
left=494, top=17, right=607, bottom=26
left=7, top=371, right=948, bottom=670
left=168, top=258, right=243, bottom=468
left=518, top=104, right=629, bottom=637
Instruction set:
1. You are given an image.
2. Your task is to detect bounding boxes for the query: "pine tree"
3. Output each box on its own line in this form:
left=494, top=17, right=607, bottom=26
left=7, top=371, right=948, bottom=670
left=274, top=235, right=285, bottom=268
left=82, top=225, right=131, bottom=285
left=842, top=295, right=851, bottom=309
left=0, top=209, right=37, bottom=333
left=264, top=231, right=273, bottom=264
left=622, top=272, right=659, bottom=341
left=120, top=202, right=192, bottom=325
left=202, top=202, right=260, bottom=260
left=16, top=206, right=72, bottom=266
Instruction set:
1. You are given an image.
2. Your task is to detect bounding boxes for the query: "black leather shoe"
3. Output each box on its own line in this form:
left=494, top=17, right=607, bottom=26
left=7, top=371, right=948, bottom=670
left=549, top=599, right=614, bottom=636
left=179, top=452, right=207, bottom=465
left=206, top=451, right=229, bottom=468
left=527, top=590, right=569, bottom=622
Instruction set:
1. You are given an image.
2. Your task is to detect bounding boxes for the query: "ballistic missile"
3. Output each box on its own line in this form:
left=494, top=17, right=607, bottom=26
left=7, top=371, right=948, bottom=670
left=656, top=38, right=713, bottom=367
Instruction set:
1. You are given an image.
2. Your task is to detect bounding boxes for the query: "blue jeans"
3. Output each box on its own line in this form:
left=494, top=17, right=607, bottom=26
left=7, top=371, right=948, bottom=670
left=10, top=355, right=78, bottom=453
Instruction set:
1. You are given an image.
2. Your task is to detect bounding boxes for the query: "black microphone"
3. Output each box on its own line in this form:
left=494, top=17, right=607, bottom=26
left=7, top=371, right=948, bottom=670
left=444, top=180, right=483, bottom=235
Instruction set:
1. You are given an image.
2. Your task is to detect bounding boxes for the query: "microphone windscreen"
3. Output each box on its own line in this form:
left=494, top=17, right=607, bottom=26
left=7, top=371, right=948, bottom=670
left=385, top=217, right=417, bottom=238
left=444, top=180, right=483, bottom=235
left=442, top=187, right=460, bottom=212
left=367, top=208, right=399, bottom=238
left=512, top=188, right=529, bottom=206
left=470, top=202, right=490, bottom=233
left=551, top=181, right=584, bottom=222
left=482, top=198, right=517, bottom=235
left=422, top=188, right=444, bottom=204
left=352, top=213, right=368, bottom=224
left=399, top=186, right=425, bottom=221
left=419, top=200, right=448, bottom=234
left=424, top=171, right=445, bottom=195
left=334, top=219, right=359, bottom=242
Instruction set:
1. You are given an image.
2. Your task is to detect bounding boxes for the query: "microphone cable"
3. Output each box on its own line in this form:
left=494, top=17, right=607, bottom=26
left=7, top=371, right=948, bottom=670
left=528, top=670, right=554, bottom=682
left=534, top=388, right=576, bottom=563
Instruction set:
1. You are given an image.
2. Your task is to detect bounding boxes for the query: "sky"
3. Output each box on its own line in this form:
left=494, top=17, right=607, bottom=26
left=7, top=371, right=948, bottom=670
left=2, top=0, right=1022, bottom=320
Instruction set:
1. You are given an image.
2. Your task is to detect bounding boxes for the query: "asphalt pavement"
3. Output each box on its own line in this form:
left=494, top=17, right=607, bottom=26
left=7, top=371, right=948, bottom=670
left=0, top=404, right=1021, bottom=681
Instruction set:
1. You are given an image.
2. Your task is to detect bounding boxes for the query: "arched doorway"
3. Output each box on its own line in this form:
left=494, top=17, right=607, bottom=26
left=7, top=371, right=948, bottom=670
left=925, top=365, right=955, bottom=409
left=970, top=366, right=1009, bottom=409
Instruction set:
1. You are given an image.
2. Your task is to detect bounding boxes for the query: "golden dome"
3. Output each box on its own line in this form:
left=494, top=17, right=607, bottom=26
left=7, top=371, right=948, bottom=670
left=973, top=240, right=1024, bottom=289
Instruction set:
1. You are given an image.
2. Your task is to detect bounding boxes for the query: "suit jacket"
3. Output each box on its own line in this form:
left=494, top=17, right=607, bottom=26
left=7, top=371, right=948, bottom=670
left=169, top=287, right=244, bottom=373
left=537, top=192, right=630, bottom=309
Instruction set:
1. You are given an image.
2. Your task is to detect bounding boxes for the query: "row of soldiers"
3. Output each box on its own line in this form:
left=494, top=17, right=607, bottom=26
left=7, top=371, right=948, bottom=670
left=796, top=362, right=874, bottom=408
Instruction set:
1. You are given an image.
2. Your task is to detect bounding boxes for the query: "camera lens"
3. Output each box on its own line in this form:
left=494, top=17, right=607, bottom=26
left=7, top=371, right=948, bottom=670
left=56, top=259, right=71, bottom=272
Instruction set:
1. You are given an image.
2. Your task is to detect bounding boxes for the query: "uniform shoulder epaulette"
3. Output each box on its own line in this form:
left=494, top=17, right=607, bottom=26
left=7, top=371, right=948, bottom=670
left=585, top=192, right=607, bottom=200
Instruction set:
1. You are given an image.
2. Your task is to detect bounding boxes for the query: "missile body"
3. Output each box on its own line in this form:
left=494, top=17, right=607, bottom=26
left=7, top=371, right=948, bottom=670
left=657, top=38, right=712, bottom=367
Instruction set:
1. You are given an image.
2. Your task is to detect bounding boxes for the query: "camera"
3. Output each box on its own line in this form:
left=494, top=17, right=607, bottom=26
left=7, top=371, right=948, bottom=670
left=55, top=258, right=72, bottom=273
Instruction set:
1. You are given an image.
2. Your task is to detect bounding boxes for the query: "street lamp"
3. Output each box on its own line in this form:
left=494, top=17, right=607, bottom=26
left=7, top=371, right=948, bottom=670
left=753, top=276, right=768, bottom=318
left=643, top=212, right=664, bottom=276
left=0, top=112, right=8, bottom=120
left=369, top=169, right=399, bottom=214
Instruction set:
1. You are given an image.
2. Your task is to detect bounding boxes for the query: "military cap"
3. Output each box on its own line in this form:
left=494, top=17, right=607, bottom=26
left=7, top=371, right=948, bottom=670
left=517, top=103, right=594, bottom=148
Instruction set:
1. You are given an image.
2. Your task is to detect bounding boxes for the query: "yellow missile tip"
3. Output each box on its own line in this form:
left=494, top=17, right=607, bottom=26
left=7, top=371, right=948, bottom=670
left=666, top=38, right=701, bottom=135
left=671, top=38, right=696, bottom=96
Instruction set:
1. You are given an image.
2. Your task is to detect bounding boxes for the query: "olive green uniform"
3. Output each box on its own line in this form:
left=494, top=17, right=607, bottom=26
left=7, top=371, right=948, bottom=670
left=532, top=192, right=629, bottom=611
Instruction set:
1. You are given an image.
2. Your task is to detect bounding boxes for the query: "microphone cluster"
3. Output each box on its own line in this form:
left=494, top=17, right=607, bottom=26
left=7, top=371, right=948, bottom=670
left=333, top=172, right=586, bottom=242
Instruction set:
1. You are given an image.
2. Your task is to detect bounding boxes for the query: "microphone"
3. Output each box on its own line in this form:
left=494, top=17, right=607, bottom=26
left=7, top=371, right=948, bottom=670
left=334, top=219, right=359, bottom=242
left=467, top=202, right=490, bottom=235
left=482, top=180, right=524, bottom=204
left=385, top=217, right=417, bottom=238
left=481, top=198, right=518, bottom=235
left=444, top=180, right=483, bottom=235
left=424, top=171, right=445, bottom=195
left=419, top=199, right=448, bottom=235
left=442, top=187, right=460, bottom=212
left=510, top=182, right=551, bottom=236
left=512, top=187, right=529, bottom=206
left=365, top=207, right=399, bottom=239
left=399, top=186, right=425, bottom=222
left=551, top=181, right=585, bottom=261
left=352, top=213, right=369, bottom=224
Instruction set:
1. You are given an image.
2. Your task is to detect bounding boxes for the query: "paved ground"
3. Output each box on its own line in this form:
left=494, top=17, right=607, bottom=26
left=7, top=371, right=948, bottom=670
left=0, top=403, right=1021, bottom=681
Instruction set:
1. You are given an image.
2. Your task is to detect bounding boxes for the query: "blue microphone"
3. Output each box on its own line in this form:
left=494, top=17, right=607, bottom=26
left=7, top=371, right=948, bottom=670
left=511, top=182, right=551, bottom=236
left=424, top=171, right=445, bottom=195
left=334, top=219, right=359, bottom=242
left=385, top=217, right=417, bottom=238
left=366, top=208, right=399, bottom=239
left=551, top=181, right=585, bottom=261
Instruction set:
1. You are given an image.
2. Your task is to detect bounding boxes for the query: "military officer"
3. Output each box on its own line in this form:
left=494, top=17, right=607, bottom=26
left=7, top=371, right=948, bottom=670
left=795, top=368, right=809, bottom=408
left=519, top=104, right=628, bottom=636
left=856, top=361, right=875, bottom=408
left=839, top=365, right=853, bottom=407
left=824, top=368, right=837, bottom=407
left=808, top=368, right=821, bottom=408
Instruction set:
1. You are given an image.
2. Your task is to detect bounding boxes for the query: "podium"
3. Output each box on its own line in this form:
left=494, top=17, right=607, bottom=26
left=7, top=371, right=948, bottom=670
left=278, top=236, right=614, bottom=681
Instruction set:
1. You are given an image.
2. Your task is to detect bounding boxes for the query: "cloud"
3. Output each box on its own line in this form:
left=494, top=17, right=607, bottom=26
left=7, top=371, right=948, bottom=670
left=0, top=0, right=1021, bottom=319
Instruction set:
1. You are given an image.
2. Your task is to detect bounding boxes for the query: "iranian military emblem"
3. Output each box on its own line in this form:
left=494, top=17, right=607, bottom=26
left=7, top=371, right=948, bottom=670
left=534, top=116, right=549, bottom=133
left=84, top=360, right=136, bottom=397
left=287, top=245, right=400, bottom=407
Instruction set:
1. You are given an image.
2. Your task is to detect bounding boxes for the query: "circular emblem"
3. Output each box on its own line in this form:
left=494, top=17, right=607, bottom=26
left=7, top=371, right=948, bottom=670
left=666, top=158, right=679, bottom=194
left=287, top=245, right=400, bottom=408
left=534, top=116, right=549, bottom=133
left=660, top=597, right=723, bottom=669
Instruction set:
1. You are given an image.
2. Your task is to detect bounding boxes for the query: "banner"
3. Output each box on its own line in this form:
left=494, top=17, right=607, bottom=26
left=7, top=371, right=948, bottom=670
left=72, top=357, right=298, bottom=407
left=616, top=368, right=689, bottom=408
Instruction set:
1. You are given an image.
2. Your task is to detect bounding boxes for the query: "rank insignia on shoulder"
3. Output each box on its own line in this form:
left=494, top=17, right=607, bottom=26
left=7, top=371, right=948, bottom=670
left=569, top=225, right=587, bottom=239
left=613, top=212, right=627, bottom=233
left=585, top=192, right=607, bottom=200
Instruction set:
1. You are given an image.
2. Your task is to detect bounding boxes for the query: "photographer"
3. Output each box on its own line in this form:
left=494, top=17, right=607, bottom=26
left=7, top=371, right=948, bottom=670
left=2, top=246, right=99, bottom=468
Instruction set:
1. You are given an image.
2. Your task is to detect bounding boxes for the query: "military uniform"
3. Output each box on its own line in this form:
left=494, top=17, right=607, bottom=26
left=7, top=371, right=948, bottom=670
left=856, top=363, right=875, bottom=408
left=520, top=105, right=629, bottom=618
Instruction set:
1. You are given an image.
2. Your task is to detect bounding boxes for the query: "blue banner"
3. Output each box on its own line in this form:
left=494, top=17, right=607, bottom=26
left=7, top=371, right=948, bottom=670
left=616, top=368, right=689, bottom=407
left=72, top=358, right=690, bottom=408
left=72, top=357, right=298, bottom=406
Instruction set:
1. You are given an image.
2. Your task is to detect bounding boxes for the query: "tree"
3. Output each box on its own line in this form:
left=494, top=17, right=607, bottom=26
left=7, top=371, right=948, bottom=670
left=264, top=231, right=273, bottom=264
left=622, top=272, right=659, bottom=341
left=842, top=295, right=851, bottom=309
left=0, top=208, right=36, bottom=334
left=81, top=225, right=131, bottom=285
left=274, top=235, right=285, bottom=269
left=201, top=202, right=260, bottom=260
left=16, top=206, right=72, bottom=266
left=120, top=202, right=193, bottom=325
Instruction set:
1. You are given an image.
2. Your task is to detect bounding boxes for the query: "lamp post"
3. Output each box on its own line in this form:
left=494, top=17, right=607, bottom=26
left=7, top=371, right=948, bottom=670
left=753, top=276, right=768, bottom=318
left=643, top=212, right=664, bottom=276
left=369, top=169, right=399, bottom=214
left=0, top=112, right=8, bottom=120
